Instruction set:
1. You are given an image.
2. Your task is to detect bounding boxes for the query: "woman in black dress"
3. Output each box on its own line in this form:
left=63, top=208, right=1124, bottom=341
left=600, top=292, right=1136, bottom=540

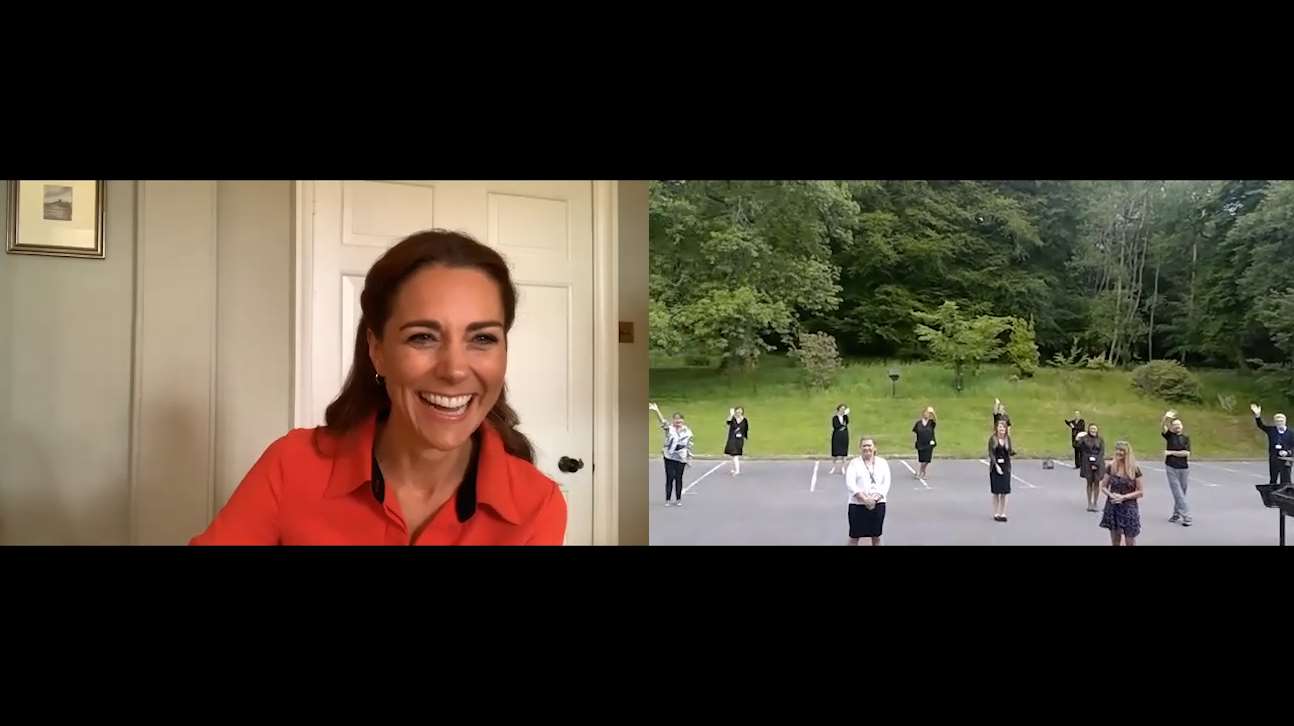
left=1064, top=411, right=1086, bottom=469
left=912, top=406, right=937, bottom=479
left=1099, top=440, right=1145, bottom=546
left=1074, top=423, right=1105, bottom=512
left=987, top=419, right=1015, bottom=522
left=829, top=404, right=850, bottom=474
left=724, top=406, right=749, bottom=476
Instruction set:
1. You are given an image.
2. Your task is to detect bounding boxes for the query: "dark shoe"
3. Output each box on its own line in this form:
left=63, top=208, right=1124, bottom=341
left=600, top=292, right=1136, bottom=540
left=1169, top=514, right=1181, bottom=523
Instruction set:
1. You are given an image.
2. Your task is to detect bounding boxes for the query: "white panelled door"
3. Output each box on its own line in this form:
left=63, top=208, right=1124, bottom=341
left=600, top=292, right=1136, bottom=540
left=304, top=181, right=594, bottom=545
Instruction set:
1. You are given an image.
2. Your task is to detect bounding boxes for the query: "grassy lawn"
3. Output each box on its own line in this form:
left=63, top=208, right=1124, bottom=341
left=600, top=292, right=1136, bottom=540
left=647, top=355, right=1285, bottom=460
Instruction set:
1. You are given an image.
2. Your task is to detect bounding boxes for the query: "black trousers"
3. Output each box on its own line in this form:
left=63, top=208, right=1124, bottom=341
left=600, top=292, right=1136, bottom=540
left=664, top=459, right=686, bottom=500
left=1269, top=457, right=1292, bottom=485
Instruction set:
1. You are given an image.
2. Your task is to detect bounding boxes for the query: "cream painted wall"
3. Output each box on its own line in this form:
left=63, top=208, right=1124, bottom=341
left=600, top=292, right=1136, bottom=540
left=131, top=181, right=293, bottom=544
left=214, top=182, right=292, bottom=508
left=0, top=180, right=135, bottom=544
left=1, top=180, right=293, bottom=545
left=617, top=181, right=649, bottom=546
left=131, top=181, right=220, bottom=543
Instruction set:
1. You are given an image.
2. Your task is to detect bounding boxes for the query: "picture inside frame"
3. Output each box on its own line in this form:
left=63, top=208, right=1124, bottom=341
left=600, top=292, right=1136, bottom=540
left=43, top=184, right=74, bottom=221
left=6, top=179, right=104, bottom=258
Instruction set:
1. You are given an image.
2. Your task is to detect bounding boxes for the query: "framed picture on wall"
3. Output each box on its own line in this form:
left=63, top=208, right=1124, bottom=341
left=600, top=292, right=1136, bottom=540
left=5, top=180, right=105, bottom=258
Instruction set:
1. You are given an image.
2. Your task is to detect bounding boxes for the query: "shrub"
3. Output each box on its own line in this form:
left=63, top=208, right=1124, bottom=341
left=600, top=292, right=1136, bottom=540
left=1086, top=352, right=1117, bottom=371
left=1049, top=339, right=1089, bottom=370
left=1131, top=360, right=1202, bottom=402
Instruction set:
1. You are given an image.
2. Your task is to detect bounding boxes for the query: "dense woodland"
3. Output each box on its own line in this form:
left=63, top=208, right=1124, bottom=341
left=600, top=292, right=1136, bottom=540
left=650, top=180, right=1294, bottom=391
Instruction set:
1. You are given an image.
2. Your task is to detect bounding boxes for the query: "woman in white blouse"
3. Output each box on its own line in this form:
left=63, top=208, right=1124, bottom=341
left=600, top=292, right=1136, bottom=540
left=845, top=436, right=891, bottom=546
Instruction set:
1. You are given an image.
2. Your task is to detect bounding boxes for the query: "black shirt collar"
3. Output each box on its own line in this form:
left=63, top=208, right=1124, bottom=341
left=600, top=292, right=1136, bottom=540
left=370, top=409, right=482, bottom=524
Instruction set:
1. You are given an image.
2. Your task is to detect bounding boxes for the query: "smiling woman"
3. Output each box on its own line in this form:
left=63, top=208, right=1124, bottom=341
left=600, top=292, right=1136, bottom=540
left=191, top=230, right=567, bottom=545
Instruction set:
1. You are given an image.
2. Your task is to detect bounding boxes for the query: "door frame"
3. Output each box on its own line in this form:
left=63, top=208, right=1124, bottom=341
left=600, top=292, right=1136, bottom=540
left=289, top=181, right=621, bottom=545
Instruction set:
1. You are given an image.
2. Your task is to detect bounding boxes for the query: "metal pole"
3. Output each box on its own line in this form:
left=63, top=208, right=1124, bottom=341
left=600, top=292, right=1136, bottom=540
left=1281, top=460, right=1291, bottom=547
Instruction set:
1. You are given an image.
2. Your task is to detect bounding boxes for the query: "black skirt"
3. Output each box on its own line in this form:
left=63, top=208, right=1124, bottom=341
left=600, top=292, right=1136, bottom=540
left=848, top=502, right=886, bottom=538
left=990, top=464, right=1011, bottom=494
left=1081, top=455, right=1103, bottom=482
left=916, top=446, right=934, bottom=464
left=724, top=435, right=745, bottom=456
left=832, top=429, right=850, bottom=457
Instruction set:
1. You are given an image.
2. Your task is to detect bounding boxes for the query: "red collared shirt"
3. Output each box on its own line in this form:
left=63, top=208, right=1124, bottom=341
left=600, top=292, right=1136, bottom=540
left=191, top=414, right=566, bottom=545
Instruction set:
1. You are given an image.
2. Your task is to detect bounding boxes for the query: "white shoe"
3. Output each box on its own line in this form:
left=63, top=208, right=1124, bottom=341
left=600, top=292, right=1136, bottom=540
left=664, top=501, right=673, bottom=507
left=676, top=500, right=683, bottom=507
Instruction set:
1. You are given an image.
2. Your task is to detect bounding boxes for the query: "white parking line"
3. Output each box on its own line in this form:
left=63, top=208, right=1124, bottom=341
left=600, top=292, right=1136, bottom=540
left=810, top=460, right=820, bottom=492
left=1193, top=461, right=1266, bottom=481
left=1141, top=463, right=1220, bottom=487
left=978, top=459, right=1038, bottom=488
left=683, top=462, right=726, bottom=494
left=899, top=459, right=931, bottom=489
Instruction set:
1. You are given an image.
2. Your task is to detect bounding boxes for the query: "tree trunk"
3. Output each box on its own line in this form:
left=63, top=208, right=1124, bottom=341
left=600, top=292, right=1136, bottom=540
left=1149, top=264, right=1160, bottom=361
left=1185, top=235, right=1197, bottom=365
left=1122, top=188, right=1150, bottom=366
left=1111, top=273, right=1123, bottom=365
left=1110, top=202, right=1130, bottom=365
left=1096, top=225, right=1112, bottom=294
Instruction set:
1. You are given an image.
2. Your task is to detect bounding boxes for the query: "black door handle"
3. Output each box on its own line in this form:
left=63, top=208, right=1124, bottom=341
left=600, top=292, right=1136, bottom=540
left=558, top=456, right=584, bottom=474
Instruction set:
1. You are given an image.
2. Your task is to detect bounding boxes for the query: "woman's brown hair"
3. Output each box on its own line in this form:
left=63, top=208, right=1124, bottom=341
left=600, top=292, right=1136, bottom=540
left=315, top=229, right=534, bottom=462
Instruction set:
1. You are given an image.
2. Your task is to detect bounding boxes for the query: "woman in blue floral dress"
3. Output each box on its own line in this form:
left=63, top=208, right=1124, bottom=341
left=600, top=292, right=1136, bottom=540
left=1099, top=440, right=1146, bottom=546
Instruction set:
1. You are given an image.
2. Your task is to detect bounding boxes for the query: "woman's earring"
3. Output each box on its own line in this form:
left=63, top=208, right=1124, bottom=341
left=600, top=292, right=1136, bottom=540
left=375, top=374, right=386, bottom=386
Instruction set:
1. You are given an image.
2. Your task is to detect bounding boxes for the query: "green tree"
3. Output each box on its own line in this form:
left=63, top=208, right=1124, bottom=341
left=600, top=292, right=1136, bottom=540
left=913, top=302, right=1010, bottom=391
left=1254, top=288, right=1294, bottom=399
left=649, top=180, right=859, bottom=368
left=1231, top=182, right=1294, bottom=392
left=1069, top=181, right=1159, bottom=366
left=1194, top=180, right=1271, bottom=367
left=789, top=331, right=843, bottom=389
left=1149, top=181, right=1216, bottom=365
left=674, top=286, right=795, bottom=370
left=990, top=180, right=1090, bottom=356
left=1234, top=181, right=1294, bottom=355
left=830, top=181, right=1046, bottom=358
left=648, top=298, right=683, bottom=356
left=1002, top=317, right=1040, bottom=378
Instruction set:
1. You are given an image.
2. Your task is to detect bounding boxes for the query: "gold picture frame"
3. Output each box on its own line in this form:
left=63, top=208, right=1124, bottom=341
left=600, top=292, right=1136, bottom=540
left=5, top=180, right=105, bottom=258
